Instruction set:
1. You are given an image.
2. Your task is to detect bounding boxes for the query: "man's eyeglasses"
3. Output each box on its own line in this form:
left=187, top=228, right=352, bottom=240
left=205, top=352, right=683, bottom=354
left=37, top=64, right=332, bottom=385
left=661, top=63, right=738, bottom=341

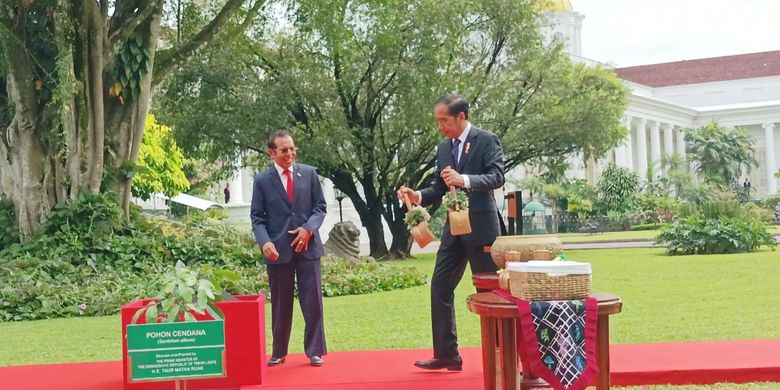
left=273, top=147, right=297, bottom=155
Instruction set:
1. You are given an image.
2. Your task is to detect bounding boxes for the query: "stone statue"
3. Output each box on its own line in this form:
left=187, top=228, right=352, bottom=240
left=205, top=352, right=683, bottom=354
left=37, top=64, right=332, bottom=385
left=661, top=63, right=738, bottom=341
left=324, top=221, right=361, bottom=263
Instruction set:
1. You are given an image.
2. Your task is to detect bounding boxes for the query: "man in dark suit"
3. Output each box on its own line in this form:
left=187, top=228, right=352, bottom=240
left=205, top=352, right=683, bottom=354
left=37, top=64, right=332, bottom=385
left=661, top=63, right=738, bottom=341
left=398, top=94, right=504, bottom=371
left=251, top=130, right=327, bottom=367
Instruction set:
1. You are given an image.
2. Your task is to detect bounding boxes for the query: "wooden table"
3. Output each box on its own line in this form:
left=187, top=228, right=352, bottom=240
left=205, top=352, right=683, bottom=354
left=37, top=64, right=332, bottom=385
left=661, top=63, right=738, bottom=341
left=466, top=290, right=622, bottom=390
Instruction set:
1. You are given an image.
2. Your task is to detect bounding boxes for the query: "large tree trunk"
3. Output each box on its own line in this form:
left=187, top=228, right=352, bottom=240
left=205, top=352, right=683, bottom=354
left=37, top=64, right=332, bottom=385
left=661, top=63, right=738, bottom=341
left=0, top=2, right=95, bottom=238
left=108, top=8, right=163, bottom=216
left=0, top=0, right=257, bottom=239
left=386, top=196, right=413, bottom=258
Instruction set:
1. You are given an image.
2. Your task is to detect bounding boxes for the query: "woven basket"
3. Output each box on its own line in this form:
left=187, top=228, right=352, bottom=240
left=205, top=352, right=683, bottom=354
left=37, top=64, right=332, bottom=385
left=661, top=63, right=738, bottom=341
left=508, top=271, right=591, bottom=300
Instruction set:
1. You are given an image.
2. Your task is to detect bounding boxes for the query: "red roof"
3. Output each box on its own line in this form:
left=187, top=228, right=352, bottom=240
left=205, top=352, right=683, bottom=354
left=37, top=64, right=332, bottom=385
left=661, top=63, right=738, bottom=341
left=614, top=50, right=780, bottom=87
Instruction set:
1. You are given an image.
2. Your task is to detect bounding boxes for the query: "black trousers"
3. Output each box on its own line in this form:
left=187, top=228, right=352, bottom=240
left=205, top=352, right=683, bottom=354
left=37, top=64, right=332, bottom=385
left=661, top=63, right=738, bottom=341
left=431, top=236, right=497, bottom=358
left=267, top=254, right=326, bottom=358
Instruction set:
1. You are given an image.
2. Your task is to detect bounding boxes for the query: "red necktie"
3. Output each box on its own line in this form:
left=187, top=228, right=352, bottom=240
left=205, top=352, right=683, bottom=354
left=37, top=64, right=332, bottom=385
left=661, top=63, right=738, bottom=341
left=283, top=169, right=294, bottom=202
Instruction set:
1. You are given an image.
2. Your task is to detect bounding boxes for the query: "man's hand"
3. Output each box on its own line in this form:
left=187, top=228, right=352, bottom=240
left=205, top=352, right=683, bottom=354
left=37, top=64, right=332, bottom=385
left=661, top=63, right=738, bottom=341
left=262, top=242, right=279, bottom=261
left=289, top=227, right=312, bottom=253
left=397, top=186, right=420, bottom=205
left=441, top=166, right=464, bottom=188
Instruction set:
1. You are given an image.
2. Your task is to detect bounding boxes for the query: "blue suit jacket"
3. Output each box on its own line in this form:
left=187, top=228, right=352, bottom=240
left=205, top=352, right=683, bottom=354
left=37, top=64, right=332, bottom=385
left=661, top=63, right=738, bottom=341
left=250, top=163, right=327, bottom=264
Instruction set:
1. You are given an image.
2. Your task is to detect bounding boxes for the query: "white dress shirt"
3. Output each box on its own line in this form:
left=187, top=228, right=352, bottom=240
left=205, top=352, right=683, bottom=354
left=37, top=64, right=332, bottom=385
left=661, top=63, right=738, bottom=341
left=274, top=163, right=293, bottom=192
left=415, top=123, right=472, bottom=204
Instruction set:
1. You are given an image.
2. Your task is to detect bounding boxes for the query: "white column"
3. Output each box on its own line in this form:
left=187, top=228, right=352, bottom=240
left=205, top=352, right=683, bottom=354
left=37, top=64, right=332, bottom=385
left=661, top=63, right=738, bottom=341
left=614, top=117, right=628, bottom=167
left=764, top=123, right=777, bottom=195
left=229, top=157, right=245, bottom=204
left=619, top=116, right=633, bottom=170
left=650, top=121, right=661, bottom=179
left=676, top=125, right=686, bottom=159
left=636, top=119, right=648, bottom=181
left=663, top=123, right=674, bottom=174
left=625, top=118, right=634, bottom=172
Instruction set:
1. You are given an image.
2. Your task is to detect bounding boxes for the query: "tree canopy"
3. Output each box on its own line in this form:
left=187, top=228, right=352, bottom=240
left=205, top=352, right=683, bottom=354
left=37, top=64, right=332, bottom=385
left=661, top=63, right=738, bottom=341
left=132, top=114, right=190, bottom=201
left=157, top=0, right=629, bottom=258
left=0, top=0, right=263, bottom=239
left=684, top=122, right=757, bottom=189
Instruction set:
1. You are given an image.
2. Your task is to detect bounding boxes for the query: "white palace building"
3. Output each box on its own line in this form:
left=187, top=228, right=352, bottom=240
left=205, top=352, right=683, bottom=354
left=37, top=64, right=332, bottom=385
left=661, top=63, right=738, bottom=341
left=544, top=0, right=780, bottom=198
left=149, top=1, right=780, bottom=247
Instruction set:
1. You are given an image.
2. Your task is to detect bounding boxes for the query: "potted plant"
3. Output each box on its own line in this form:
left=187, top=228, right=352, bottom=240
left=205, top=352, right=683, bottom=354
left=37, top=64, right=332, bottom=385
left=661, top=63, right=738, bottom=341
left=444, top=188, right=471, bottom=235
left=122, top=261, right=266, bottom=390
left=402, top=193, right=435, bottom=247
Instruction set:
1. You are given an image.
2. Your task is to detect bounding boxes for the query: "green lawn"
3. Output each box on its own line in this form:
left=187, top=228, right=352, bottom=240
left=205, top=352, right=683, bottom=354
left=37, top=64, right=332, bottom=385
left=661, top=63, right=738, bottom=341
left=2, top=247, right=779, bottom=369
left=556, top=224, right=780, bottom=243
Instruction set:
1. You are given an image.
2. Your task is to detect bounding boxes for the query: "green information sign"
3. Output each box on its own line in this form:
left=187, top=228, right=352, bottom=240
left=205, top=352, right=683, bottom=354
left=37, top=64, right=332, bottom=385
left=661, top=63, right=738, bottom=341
left=127, top=319, right=225, bottom=382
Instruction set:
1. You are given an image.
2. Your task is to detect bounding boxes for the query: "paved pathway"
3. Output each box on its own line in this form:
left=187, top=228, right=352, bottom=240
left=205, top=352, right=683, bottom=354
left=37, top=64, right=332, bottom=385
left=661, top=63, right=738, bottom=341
left=360, top=234, right=780, bottom=256
left=360, top=239, right=658, bottom=256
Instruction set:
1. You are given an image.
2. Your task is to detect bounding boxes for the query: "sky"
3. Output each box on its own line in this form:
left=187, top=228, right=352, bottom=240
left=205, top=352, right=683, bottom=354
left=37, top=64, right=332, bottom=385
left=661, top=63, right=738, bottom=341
left=572, top=0, right=780, bottom=67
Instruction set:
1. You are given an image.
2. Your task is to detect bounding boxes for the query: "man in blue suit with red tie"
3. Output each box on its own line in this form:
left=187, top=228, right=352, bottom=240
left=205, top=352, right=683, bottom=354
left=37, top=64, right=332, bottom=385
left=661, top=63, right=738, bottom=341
left=251, top=130, right=327, bottom=367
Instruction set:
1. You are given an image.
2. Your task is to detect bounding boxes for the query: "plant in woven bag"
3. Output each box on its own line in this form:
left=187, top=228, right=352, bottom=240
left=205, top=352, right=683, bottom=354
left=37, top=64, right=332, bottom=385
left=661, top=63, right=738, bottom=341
left=404, top=206, right=431, bottom=230
left=443, top=189, right=468, bottom=211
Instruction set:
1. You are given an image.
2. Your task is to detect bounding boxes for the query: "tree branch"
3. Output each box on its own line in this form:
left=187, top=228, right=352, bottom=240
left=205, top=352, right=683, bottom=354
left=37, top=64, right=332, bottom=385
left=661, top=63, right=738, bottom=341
left=108, top=0, right=159, bottom=54
left=153, top=0, right=263, bottom=85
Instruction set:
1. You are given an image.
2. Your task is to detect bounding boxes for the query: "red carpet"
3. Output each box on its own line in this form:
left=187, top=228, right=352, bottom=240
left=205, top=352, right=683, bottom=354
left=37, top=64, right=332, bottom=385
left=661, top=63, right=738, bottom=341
left=2, top=341, right=780, bottom=389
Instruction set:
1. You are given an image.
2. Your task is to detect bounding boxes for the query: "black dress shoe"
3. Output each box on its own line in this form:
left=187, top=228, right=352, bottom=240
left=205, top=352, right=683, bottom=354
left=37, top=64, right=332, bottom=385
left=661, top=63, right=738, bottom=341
left=267, top=356, right=286, bottom=366
left=414, top=356, right=462, bottom=371
left=310, top=356, right=324, bottom=366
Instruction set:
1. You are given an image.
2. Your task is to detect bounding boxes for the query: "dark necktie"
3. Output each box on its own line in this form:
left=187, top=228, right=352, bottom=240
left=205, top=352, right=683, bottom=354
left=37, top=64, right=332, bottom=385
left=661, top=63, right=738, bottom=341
left=451, top=139, right=461, bottom=168
left=283, top=169, right=294, bottom=202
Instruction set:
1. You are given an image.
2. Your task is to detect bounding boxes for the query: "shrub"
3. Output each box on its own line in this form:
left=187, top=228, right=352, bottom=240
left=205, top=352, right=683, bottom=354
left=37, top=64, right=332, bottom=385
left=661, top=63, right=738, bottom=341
left=0, top=198, right=19, bottom=251
left=656, top=216, right=776, bottom=255
left=0, top=198, right=427, bottom=321
left=629, top=223, right=666, bottom=231
left=741, top=203, right=774, bottom=223
left=320, top=256, right=426, bottom=296
left=597, top=163, right=639, bottom=214
left=765, top=194, right=780, bottom=214
left=700, top=200, right=740, bottom=219
left=635, top=194, right=677, bottom=224
left=41, top=192, right=122, bottom=241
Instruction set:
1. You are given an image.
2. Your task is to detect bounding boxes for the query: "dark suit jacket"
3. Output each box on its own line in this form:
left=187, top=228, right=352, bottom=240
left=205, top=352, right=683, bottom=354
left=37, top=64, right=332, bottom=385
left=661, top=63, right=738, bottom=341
left=419, top=126, right=505, bottom=246
left=250, top=163, right=327, bottom=264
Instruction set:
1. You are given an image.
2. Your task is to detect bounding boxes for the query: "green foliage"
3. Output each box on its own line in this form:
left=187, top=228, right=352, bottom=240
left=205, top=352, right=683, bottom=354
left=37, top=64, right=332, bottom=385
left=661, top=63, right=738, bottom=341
left=156, top=0, right=628, bottom=257
left=0, top=198, right=19, bottom=251
left=0, top=199, right=427, bottom=321
left=659, top=153, right=693, bottom=197
left=110, top=33, right=150, bottom=103
left=741, top=202, right=775, bottom=224
left=634, top=194, right=677, bottom=224
left=320, top=256, right=426, bottom=297
left=40, top=192, right=122, bottom=244
left=442, top=189, right=469, bottom=211
left=605, top=210, right=633, bottom=231
left=131, top=261, right=221, bottom=324
left=684, top=122, right=758, bottom=188
left=656, top=216, right=776, bottom=255
left=404, top=206, right=431, bottom=229
left=425, top=205, right=447, bottom=239
left=566, top=195, right=593, bottom=215
left=676, top=202, right=699, bottom=218
left=597, top=162, right=639, bottom=214
left=764, top=193, right=780, bottom=213
left=679, top=182, right=718, bottom=204
left=131, top=114, right=190, bottom=200
left=700, top=200, right=741, bottom=219
left=628, top=223, right=667, bottom=231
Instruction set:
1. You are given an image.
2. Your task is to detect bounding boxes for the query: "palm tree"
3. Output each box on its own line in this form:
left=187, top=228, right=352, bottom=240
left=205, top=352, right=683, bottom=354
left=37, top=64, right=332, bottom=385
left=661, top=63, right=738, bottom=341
left=660, top=153, right=693, bottom=197
left=683, top=122, right=757, bottom=189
